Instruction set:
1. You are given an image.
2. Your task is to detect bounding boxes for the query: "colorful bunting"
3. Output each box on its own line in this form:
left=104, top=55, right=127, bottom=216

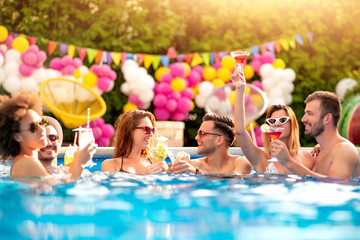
left=59, top=43, right=68, bottom=56
left=280, top=39, right=289, bottom=51
left=94, top=50, right=103, bottom=64
left=250, top=46, right=259, bottom=55
left=294, top=34, right=304, bottom=46
left=111, top=52, right=121, bottom=65
left=28, top=37, right=36, bottom=45
left=191, top=53, right=204, bottom=67
left=265, top=41, right=275, bottom=54
left=260, top=44, right=267, bottom=53
left=67, top=45, right=75, bottom=58
left=144, top=54, right=155, bottom=69
left=106, top=52, right=112, bottom=65
left=160, top=55, right=170, bottom=67
left=201, top=53, right=210, bottom=66
left=184, top=54, right=194, bottom=63
left=167, top=47, right=177, bottom=59
left=274, top=40, right=281, bottom=53
left=152, top=55, right=161, bottom=70
left=87, top=48, right=96, bottom=64
left=306, top=32, right=313, bottom=44
left=48, top=41, right=57, bottom=56
left=289, top=39, right=296, bottom=49
left=78, top=47, right=87, bottom=60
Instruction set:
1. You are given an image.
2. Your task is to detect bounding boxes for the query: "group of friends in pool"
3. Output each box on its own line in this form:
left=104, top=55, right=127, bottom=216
left=0, top=82, right=359, bottom=179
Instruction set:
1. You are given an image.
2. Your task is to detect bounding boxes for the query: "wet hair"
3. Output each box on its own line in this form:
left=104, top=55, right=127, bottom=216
left=113, top=110, right=156, bottom=159
left=305, top=91, right=341, bottom=127
left=202, top=113, right=235, bottom=147
left=263, top=105, right=300, bottom=158
left=0, top=92, right=43, bottom=160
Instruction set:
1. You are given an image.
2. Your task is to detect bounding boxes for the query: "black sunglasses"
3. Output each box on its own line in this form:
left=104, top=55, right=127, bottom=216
left=48, top=134, right=59, bottom=142
left=19, top=119, right=48, bottom=133
left=197, top=130, right=221, bottom=138
left=266, top=116, right=290, bottom=125
left=134, top=126, right=156, bottom=135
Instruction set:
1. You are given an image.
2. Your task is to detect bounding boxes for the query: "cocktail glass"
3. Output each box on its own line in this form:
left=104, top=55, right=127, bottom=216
left=64, top=145, right=76, bottom=166
left=266, top=126, right=285, bottom=162
left=230, top=51, right=250, bottom=86
left=153, top=136, right=168, bottom=163
left=78, top=127, right=96, bottom=167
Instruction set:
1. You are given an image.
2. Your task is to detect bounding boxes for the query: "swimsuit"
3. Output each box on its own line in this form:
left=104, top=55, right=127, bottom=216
left=264, top=157, right=303, bottom=174
left=119, top=156, right=152, bottom=173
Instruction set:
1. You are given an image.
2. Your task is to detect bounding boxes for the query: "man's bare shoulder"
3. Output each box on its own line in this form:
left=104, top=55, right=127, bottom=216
left=189, top=157, right=205, bottom=167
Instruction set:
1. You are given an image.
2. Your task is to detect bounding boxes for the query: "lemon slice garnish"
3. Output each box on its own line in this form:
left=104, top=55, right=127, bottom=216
left=260, top=124, right=270, bottom=133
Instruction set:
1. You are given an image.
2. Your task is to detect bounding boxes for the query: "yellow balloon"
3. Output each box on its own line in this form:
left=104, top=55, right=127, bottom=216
left=216, top=67, right=231, bottom=82
left=189, top=100, right=195, bottom=111
left=246, top=121, right=259, bottom=131
left=212, top=78, right=225, bottom=87
left=73, top=69, right=82, bottom=79
left=123, top=102, right=138, bottom=113
left=203, top=66, right=216, bottom=81
left=252, top=94, right=263, bottom=107
left=243, top=65, right=254, bottom=80
left=191, top=85, right=199, bottom=97
left=273, top=58, right=286, bottom=69
left=221, top=55, right=235, bottom=70
left=171, top=77, right=186, bottom=92
left=12, top=36, right=29, bottom=53
left=154, top=66, right=170, bottom=82
left=83, top=72, right=98, bottom=88
left=182, top=62, right=191, bottom=77
left=227, top=90, right=236, bottom=105
left=245, top=86, right=251, bottom=95
left=0, top=25, right=9, bottom=42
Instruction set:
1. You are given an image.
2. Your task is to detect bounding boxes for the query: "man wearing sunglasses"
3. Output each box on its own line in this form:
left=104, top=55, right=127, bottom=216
left=170, top=113, right=253, bottom=175
left=272, top=91, right=360, bottom=178
left=38, top=116, right=63, bottom=170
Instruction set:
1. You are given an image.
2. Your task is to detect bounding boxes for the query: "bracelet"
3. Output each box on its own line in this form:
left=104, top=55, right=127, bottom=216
left=195, top=167, right=200, bottom=175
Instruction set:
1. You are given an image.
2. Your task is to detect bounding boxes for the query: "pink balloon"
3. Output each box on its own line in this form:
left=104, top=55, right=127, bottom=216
left=23, top=52, right=37, bottom=66
left=97, top=77, right=111, bottom=91
left=96, top=137, right=110, bottom=147
left=249, top=59, right=262, bottom=75
left=108, top=70, right=117, bottom=81
left=90, top=65, right=101, bottom=75
left=166, top=99, right=178, bottom=112
left=19, top=63, right=34, bottom=77
left=61, top=65, right=75, bottom=75
left=153, top=94, right=167, bottom=108
left=260, top=51, right=275, bottom=64
left=212, top=63, right=222, bottom=70
left=215, top=89, right=226, bottom=101
left=160, top=72, right=173, bottom=83
left=3, top=35, right=13, bottom=48
left=92, top=118, right=105, bottom=127
left=154, top=107, right=171, bottom=121
left=72, top=58, right=82, bottom=68
left=251, top=80, right=263, bottom=90
left=171, top=112, right=189, bottom=121
left=192, top=66, right=204, bottom=78
left=61, top=55, right=72, bottom=66
left=34, top=62, right=43, bottom=69
left=92, top=126, right=103, bottom=139
left=169, top=91, right=181, bottom=100
left=181, top=87, right=194, bottom=99
left=157, top=82, right=172, bottom=94
left=129, top=94, right=140, bottom=104
left=50, top=58, right=63, bottom=70
left=187, top=70, right=201, bottom=87
left=36, top=51, right=47, bottom=63
left=101, top=123, right=115, bottom=138
left=98, top=65, right=111, bottom=77
left=136, top=101, right=144, bottom=109
left=27, top=45, right=39, bottom=53
left=252, top=53, right=261, bottom=61
left=170, top=62, right=185, bottom=77
left=176, top=97, right=191, bottom=113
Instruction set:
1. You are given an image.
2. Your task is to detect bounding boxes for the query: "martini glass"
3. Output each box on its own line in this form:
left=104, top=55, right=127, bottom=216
left=266, top=126, right=285, bottom=162
left=152, top=136, right=168, bottom=163
left=230, top=51, right=250, bottom=87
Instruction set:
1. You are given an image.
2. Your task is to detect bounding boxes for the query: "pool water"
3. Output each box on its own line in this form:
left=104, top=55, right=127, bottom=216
left=1, top=157, right=360, bottom=240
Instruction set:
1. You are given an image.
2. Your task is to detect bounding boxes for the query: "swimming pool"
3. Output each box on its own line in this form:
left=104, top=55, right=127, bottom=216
left=1, top=147, right=360, bottom=240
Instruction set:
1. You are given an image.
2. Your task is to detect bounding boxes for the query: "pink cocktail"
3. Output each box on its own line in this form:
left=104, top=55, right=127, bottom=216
left=266, top=126, right=284, bottom=162
left=230, top=51, right=249, bottom=86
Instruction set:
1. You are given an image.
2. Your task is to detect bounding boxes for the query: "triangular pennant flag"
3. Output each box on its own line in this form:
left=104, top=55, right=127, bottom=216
left=144, top=54, right=155, bottom=69
left=280, top=39, right=289, bottom=51
left=184, top=54, right=194, bottom=63
left=48, top=41, right=57, bottom=56
left=87, top=48, right=96, bottom=64
left=106, top=52, right=112, bottom=65
left=260, top=44, right=267, bottom=53
left=13, top=33, right=19, bottom=38
left=289, top=38, right=296, bottom=49
left=28, top=37, right=36, bottom=45
left=177, top=54, right=185, bottom=62
left=219, top=51, right=228, bottom=58
left=167, top=47, right=177, bottom=59
left=201, top=53, right=210, bottom=66
left=126, top=53, right=134, bottom=60
left=94, top=50, right=103, bottom=64
left=265, top=41, right=275, bottom=54
left=160, top=55, right=170, bottom=67
left=210, top=53, right=215, bottom=65
left=250, top=46, right=259, bottom=55
left=137, top=53, right=144, bottom=66
left=100, top=51, right=107, bottom=64
left=111, top=52, right=121, bottom=65
left=121, top=52, right=127, bottom=63
left=306, top=32, right=313, bottom=44
left=190, top=53, right=204, bottom=67
left=67, top=45, right=75, bottom=58
left=59, top=43, right=68, bottom=56
left=78, top=47, right=87, bottom=60
left=294, top=34, right=304, bottom=46
left=215, top=53, right=221, bottom=65
left=152, top=55, right=161, bottom=70
left=274, top=40, right=281, bottom=53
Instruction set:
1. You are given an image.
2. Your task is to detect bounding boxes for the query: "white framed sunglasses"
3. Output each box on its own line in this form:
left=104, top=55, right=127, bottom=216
left=265, top=116, right=290, bottom=125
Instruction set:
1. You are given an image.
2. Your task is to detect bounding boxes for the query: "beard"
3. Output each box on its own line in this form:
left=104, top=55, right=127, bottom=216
left=306, top=121, right=325, bottom=138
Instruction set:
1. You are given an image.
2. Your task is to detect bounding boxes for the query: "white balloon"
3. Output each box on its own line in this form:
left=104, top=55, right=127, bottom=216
left=261, top=77, right=275, bottom=91
left=53, top=88, right=69, bottom=104
left=224, top=86, right=232, bottom=95
left=0, top=68, right=6, bottom=84
left=78, top=65, right=89, bottom=76
left=335, top=78, right=358, bottom=100
left=5, top=49, right=21, bottom=64
left=198, top=81, right=214, bottom=97
left=138, top=91, right=154, bottom=103
left=144, top=74, right=155, bottom=89
left=120, top=82, right=131, bottom=95
left=283, top=68, right=296, bottom=82
left=63, top=75, right=76, bottom=81
left=129, top=81, right=141, bottom=94
left=75, top=85, right=93, bottom=102
left=32, top=68, right=49, bottom=84
left=206, top=95, right=221, bottom=113
left=269, top=97, right=286, bottom=106
left=137, top=67, right=148, bottom=77
left=269, top=88, right=283, bottom=100
left=124, top=67, right=140, bottom=83
left=0, top=54, right=4, bottom=67
left=3, top=60, right=20, bottom=77
left=0, top=44, right=8, bottom=53
left=121, top=60, right=138, bottom=73
left=3, top=75, right=22, bottom=93
left=284, top=94, right=293, bottom=105
left=92, top=86, right=104, bottom=96
left=137, top=75, right=155, bottom=93
left=21, top=77, right=38, bottom=92
left=46, top=69, right=62, bottom=79
left=195, top=94, right=206, bottom=108
left=140, top=101, right=151, bottom=110
left=259, top=63, right=274, bottom=78
left=272, top=68, right=285, bottom=83
left=278, top=82, right=294, bottom=94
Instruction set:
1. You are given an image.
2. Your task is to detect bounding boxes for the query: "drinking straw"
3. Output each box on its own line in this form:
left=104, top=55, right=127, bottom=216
left=87, top=108, right=90, bottom=129
left=73, top=132, right=78, bottom=146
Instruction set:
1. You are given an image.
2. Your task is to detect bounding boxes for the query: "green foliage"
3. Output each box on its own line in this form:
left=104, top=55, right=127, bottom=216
left=1, top=0, right=360, bottom=146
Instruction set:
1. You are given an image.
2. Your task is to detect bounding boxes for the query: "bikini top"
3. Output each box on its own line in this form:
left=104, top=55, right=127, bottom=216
left=264, top=156, right=303, bottom=174
left=119, top=156, right=152, bottom=173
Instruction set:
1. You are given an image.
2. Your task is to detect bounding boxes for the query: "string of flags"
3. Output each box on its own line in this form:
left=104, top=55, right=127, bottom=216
left=7, top=31, right=313, bottom=69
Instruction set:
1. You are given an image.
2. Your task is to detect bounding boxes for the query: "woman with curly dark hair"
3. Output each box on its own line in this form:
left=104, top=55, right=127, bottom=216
left=0, top=91, right=96, bottom=179
left=101, top=110, right=167, bottom=174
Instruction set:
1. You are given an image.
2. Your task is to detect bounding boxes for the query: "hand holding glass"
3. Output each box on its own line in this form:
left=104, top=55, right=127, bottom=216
left=230, top=51, right=249, bottom=87
left=261, top=125, right=285, bottom=162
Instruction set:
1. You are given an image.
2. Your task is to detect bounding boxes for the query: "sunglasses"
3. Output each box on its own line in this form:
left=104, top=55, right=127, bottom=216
left=266, top=116, right=290, bottom=125
left=48, top=134, right=59, bottom=142
left=134, top=126, right=156, bottom=135
left=197, top=130, right=221, bottom=138
left=19, top=119, right=48, bottom=133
